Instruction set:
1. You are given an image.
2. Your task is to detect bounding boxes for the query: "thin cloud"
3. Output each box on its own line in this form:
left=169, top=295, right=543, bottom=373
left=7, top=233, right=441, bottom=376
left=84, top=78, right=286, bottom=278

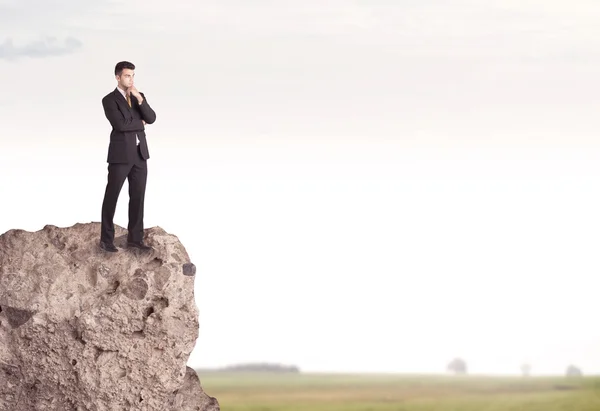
left=0, top=36, right=82, bottom=60
left=0, top=0, right=109, bottom=56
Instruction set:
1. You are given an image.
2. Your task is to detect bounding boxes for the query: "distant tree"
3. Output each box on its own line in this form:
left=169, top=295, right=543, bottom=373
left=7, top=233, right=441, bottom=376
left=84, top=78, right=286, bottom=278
left=521, top=363, right=531, bottom=377
left=447, top=358, right=467, bottom=375
left=565, top=365, right=582, bottom=377
left=221, top=362, right=300, bottom=373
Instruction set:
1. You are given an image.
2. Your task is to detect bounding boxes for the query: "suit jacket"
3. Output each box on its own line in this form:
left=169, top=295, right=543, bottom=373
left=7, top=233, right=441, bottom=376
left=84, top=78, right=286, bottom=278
left=101, top=88, right=157, bottom=163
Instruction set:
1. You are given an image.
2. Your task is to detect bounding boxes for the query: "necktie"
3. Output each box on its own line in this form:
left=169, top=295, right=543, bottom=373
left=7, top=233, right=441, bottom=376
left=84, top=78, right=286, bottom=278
left=126, top=94, right=131, bottom=107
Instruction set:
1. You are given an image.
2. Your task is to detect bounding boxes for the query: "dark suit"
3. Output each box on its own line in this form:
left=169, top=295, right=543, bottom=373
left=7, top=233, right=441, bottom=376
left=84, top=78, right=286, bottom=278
left=100, top=87, right=157, bottom=245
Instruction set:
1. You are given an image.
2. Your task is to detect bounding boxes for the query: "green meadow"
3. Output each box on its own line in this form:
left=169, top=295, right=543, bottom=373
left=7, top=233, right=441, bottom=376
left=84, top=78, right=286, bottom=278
left=197, top=372, right=600, bottom=411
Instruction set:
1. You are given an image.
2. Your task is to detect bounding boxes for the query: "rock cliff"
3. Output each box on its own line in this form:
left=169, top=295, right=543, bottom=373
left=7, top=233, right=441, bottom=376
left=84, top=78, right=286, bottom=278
left=0, top=222, right=219, bottom=411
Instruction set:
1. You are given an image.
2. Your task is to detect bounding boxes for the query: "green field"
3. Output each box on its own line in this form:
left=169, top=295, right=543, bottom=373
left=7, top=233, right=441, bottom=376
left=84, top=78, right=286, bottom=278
left=197, top=372, right=600, bottom=411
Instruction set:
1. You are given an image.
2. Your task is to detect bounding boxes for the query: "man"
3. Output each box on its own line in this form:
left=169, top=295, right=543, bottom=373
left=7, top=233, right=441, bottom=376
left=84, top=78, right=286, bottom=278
left=99, top=61, right=157, bottom=252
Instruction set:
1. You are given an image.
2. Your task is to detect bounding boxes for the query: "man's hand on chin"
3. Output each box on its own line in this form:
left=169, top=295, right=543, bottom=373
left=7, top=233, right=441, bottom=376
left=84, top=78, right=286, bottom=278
left=128, top=84, right=144, bottom=104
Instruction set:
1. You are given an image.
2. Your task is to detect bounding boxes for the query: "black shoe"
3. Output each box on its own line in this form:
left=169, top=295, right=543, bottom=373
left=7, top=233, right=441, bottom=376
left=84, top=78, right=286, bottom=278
left=99, top=241, right=118, bottom=252
left=127, top=241, right=152, bottom=251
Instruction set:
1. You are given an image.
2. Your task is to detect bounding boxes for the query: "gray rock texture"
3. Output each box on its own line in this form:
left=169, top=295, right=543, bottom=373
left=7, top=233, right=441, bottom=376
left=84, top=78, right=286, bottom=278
left=0, top=222, right=219, bottom=411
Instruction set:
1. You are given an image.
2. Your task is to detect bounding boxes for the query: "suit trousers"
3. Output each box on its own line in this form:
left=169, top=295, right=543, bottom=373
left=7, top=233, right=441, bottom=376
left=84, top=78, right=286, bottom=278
left=100, top=144, right=148, bottom=244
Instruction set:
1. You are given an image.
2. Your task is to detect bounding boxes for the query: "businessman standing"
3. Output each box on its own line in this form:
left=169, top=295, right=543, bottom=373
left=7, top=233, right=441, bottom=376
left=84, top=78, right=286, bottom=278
left=99, top=61, right=157, bottom=252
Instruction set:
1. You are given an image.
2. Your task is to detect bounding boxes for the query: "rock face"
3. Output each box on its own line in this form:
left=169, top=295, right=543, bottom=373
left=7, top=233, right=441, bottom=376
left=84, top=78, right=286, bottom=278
left=0, top=222, right=219, bottom=411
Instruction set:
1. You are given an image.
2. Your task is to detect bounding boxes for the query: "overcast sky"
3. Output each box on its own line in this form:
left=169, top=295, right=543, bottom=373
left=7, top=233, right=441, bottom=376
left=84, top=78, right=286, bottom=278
left=2, top=0, right=600, bottom=376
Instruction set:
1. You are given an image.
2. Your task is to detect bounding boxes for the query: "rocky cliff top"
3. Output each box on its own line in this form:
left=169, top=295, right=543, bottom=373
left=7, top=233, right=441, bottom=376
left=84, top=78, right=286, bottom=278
left=0, top=222, right=219, bottom=411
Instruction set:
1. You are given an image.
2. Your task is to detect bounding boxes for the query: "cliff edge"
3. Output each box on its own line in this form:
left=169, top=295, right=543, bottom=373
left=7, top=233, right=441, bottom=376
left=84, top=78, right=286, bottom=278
left=0, top=222, right=219, bottom=411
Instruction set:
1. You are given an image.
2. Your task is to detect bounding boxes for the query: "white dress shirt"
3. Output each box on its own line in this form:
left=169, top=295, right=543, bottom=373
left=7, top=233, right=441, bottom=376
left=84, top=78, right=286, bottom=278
left=116, top=86, right=140, bottom=146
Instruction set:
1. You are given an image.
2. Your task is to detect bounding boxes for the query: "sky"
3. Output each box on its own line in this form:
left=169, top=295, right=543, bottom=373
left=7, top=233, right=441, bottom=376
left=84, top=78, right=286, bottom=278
left=2, top=0, right=600, bottom=376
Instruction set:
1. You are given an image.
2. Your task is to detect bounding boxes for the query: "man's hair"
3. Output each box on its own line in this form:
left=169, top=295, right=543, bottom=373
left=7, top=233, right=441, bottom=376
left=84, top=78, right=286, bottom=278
left=115, top=61, right=135, bottom=76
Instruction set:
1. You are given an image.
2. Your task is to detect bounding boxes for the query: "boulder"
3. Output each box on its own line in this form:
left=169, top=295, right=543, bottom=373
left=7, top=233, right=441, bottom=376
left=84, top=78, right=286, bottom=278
left=0, top=222, right=219, bottom=411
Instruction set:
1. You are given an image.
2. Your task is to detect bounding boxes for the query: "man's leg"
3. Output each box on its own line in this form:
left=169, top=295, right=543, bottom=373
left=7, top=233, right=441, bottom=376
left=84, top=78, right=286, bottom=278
left=126, top=148, right=148, bottom=243
left=100, top=163, right=130, bottom=244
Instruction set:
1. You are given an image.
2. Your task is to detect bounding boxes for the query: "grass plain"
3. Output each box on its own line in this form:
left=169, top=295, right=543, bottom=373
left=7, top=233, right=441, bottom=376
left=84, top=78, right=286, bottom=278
left=197, top=371, right=600, bottom=411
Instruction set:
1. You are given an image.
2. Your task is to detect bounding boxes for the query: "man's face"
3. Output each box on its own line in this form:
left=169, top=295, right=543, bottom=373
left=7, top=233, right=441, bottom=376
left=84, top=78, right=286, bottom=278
left=116, top=68, right=135, bottom=89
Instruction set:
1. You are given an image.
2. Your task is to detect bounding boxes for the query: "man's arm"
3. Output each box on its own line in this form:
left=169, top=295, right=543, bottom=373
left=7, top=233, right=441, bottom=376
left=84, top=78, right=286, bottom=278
left=136, top=92, right=157, bottom=124
left=102, top=97, right=145, bottom=132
